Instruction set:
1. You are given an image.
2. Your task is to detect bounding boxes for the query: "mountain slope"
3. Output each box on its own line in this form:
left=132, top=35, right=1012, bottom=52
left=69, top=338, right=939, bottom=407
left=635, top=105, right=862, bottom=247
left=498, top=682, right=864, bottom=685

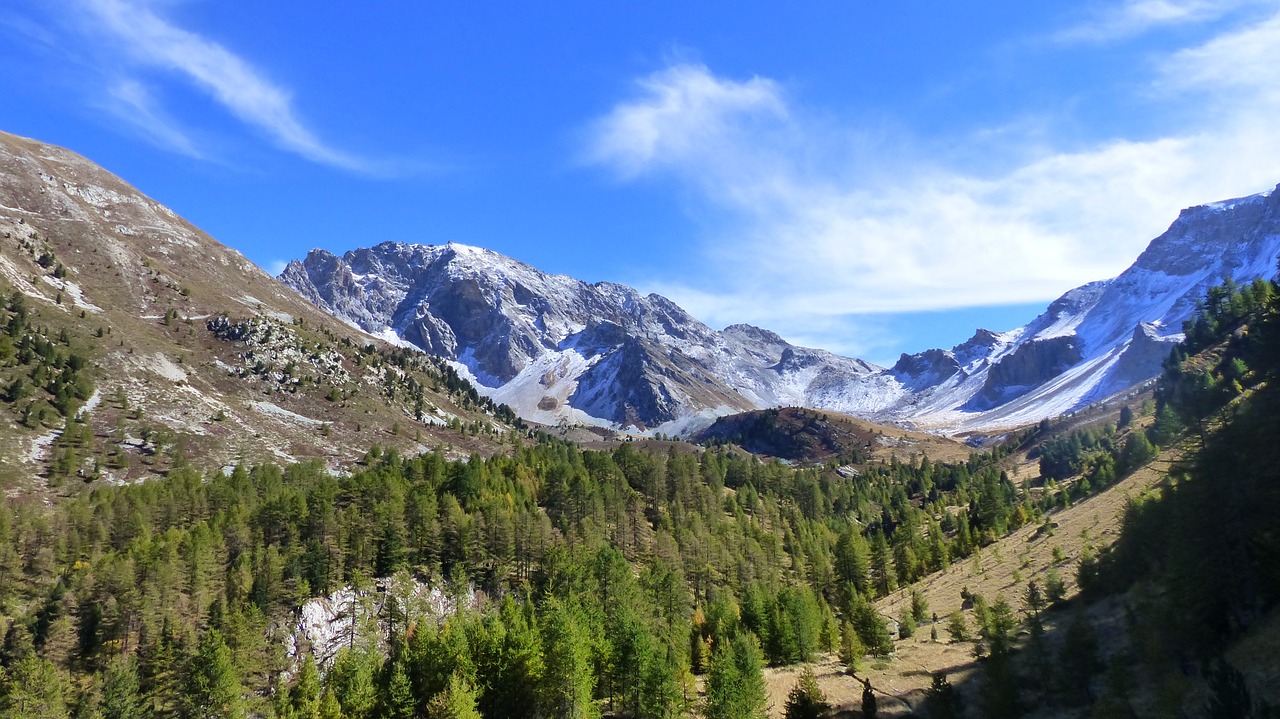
left=281, top=242, right=891, bottom=431
left=880, top=185, right=1280, bottom=431
left=0, top=130, right=513, bottom=491
left=283, top=185, right=1280, bottom=435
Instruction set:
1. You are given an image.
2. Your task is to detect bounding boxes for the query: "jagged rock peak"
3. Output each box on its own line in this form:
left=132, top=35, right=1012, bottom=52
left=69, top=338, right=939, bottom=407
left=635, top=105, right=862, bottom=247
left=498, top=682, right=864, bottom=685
left=281, top=182, right=1280, bottom=434
left=279, top=240, right=892, bottom=431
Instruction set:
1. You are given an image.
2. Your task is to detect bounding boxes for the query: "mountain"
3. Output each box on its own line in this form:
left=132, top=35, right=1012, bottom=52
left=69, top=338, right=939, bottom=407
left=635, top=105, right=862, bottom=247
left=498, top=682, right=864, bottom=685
left=878, top=186, right=1280, bottom=431
left=281, top=243, right=892, bottom=432
left=282, top=186, right=1280, bottom=434
left=0, top=131, right=514, bottom=489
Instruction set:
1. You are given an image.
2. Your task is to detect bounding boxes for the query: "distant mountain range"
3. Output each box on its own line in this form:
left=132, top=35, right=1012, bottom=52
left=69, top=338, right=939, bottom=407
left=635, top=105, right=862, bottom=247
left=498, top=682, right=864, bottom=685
left=3, top=126, right=1275, bottom=458
left=282, top=187, right=1280, bottom=434
left=280, top=242, right=887, bottom=434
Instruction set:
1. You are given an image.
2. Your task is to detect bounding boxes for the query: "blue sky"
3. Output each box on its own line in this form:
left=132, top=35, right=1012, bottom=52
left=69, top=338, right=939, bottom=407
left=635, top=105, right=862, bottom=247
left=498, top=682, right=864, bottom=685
left=3, top=1, right=1280, bottom=365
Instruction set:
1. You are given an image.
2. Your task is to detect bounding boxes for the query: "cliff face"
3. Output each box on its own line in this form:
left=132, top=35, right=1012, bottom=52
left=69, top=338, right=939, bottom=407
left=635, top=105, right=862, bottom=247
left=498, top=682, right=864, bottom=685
left=281, top=242, right=887, bottom=430
left=974, top=336, right=1084, bottom=409
left=284, top=184, right=1280, bottom=434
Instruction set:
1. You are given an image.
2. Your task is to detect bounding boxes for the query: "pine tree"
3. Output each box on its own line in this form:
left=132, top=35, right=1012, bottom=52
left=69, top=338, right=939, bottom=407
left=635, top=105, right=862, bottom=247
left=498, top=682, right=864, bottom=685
left=283, top=655, right=323, bottom=719
left=838, top=620, right=864, bottom=672
left=981, top=597, right=1018, bottom=659
left=181, top=629, right=244, bottom=719
left=847, top=593, right=893, bottom=658
left=704, top=632, right=768, bottom=719
left=909, top=589, right=929, bottom=626
left=783, top=667, right=830, bottom=719
left=868, top=533, right=897, bottom=597
left=99, top=656, right=145, bottom=719
left=539, top=599, right=599, bottom=719
left=380, top=658, right=415, bottom=719
left=946, top=612, right=969, bottom=643
left=426, top=672, right=482, bottom=719
left=328, top=648, right=380, bottom=719
left=923, top=672, right=960, bottom=719
left=0, top=656, right=70, bottom=719
left=475, top=598, right=542, bottom=719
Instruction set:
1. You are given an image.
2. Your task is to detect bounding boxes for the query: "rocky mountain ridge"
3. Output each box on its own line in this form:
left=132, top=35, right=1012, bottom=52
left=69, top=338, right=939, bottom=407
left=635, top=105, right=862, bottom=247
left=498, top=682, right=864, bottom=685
left=282, top=243, right=889, bottom=432
left=880, top=186, right=1280, bottom=430
left=0, top=130, right=515, bottom=491
left=284, top=186, right=1280, bottom=434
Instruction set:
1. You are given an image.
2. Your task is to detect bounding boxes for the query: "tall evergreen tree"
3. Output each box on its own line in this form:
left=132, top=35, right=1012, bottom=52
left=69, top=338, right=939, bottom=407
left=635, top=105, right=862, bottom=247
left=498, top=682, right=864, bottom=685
left=704, top=633, right=767, bottom=719
left=181, top=629, right=244, bottom=719
left=539, top=599, right=598, bottom=719
left=426, top=672, right=482, bottom=719
left=0, top=656, right=70, bottom=719
left=100, top=656, right=145, bottom=719
left=783, top=667, right=830, bottom=719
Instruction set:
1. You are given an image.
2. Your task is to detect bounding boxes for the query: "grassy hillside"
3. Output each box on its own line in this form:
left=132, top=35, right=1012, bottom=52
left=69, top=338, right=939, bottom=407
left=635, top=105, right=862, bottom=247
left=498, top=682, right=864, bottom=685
left=0, top=131, right=520, bottom=496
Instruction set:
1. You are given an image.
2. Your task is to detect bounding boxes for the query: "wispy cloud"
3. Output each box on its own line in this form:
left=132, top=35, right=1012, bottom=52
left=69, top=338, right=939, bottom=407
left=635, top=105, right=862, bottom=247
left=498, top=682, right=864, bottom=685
left=101, top=78, right=205, bottom=159
left=1056, top=0, right=1264, bottom=43
left=73, top=0, right=366, bottom=170
left=585, top=12, right=1280, bottom=354
left=1160, top=9, right=1280, bottom=98
left=585, top=64, right=786, bottom=177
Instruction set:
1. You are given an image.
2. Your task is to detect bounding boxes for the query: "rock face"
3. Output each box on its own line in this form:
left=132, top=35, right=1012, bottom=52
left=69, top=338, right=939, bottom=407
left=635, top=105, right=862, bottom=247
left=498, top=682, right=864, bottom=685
left=974, top=336, right=1084, bottom=409
left=281, top=243, right=888, bottom=430
left=881, top=185, right=1280, bottom=430
left=283, top=185, right=1280, bottom=434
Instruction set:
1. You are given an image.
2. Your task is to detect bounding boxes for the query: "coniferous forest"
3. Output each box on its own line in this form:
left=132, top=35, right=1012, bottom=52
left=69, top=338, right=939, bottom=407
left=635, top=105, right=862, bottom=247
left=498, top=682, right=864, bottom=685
left=1, top=273, right=1278, bottom=718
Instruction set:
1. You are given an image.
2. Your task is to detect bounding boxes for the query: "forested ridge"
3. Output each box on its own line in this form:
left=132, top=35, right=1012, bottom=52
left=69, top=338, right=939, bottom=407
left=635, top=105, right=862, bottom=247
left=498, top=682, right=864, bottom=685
left=0, top=273, right=1277, bottom=718
left=0, top=391, right=1045, bottom=716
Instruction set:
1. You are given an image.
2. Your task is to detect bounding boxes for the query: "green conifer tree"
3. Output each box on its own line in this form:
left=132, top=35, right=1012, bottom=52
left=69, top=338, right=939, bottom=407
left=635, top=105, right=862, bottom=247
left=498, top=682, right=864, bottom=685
left=181, top=629, right=244, bottom=719
left=426, top=672, right=482, bottom=719
left=783, top=667, right=830, bottom=719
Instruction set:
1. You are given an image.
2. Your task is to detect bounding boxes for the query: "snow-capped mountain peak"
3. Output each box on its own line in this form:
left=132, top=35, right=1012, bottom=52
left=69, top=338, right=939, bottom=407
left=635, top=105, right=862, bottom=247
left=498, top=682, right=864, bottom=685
left=283, top=184, right=1280, bottom=434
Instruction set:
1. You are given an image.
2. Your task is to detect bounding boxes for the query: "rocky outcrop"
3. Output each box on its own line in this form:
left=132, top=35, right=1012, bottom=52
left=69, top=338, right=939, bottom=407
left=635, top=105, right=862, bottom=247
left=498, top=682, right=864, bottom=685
left=892, top=349, right=962, bottom=390
left=974, top=336, right=1084, bottom=408
left=1104, top=323, right=1182, bottom=390
left=281, top=242, right=886, bottom=430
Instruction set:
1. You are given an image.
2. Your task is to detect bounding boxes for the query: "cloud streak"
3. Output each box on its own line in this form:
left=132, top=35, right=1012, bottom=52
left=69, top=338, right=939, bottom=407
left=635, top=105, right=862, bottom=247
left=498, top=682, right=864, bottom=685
left=585, top=12, right=1280, bottom=352
left=102, top=78, right=205, bottom=159
left=1055, top=0, right=1264, bottom=43
left=77, top=0, right=366, bottom=170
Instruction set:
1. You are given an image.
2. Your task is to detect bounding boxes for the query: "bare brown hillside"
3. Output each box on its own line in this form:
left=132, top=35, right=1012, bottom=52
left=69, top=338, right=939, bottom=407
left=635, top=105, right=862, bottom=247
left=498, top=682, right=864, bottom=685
left=0, top=131, right=514, bottom=494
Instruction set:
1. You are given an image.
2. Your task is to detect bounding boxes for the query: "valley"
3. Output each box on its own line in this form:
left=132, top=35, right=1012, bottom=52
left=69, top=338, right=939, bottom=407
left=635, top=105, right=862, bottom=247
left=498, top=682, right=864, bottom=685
left=0, top=129, right=1277, bottom=719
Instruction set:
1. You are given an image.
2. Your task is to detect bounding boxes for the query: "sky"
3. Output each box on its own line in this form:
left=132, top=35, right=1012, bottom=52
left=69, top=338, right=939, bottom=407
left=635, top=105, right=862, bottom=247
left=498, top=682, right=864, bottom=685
left=3, top=1, right=1280, bottom=366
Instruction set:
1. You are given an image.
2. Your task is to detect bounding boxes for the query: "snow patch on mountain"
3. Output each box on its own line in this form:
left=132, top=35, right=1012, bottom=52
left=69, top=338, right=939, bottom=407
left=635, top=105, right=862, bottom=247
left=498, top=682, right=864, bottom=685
left=282, top=184, right=1280, bottom=434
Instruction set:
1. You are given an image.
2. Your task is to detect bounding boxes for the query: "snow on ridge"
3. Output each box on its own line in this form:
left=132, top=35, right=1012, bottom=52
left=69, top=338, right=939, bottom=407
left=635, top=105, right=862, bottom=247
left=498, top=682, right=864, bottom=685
left=281, top=184, right=1280, bottom=436
left=251, top=401, right=324, bottom=427
left=1201, top=187, right=1272, bottom=213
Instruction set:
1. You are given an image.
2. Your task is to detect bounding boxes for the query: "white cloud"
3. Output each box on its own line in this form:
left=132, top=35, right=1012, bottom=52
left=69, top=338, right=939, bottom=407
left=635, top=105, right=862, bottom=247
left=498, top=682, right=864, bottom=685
left=102, top=78, right=205, bottom=159
left=266, top=259, right=289, bottom=276
left=585, top=64, right=786, bottom=177
left=1160, top=10, right=1280, bottom=98
left=77, top=0, right=366, bottom=170
left=1056, top=0, right=1265, bottom=43
left=586, top=18, right=1280, bottom=350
